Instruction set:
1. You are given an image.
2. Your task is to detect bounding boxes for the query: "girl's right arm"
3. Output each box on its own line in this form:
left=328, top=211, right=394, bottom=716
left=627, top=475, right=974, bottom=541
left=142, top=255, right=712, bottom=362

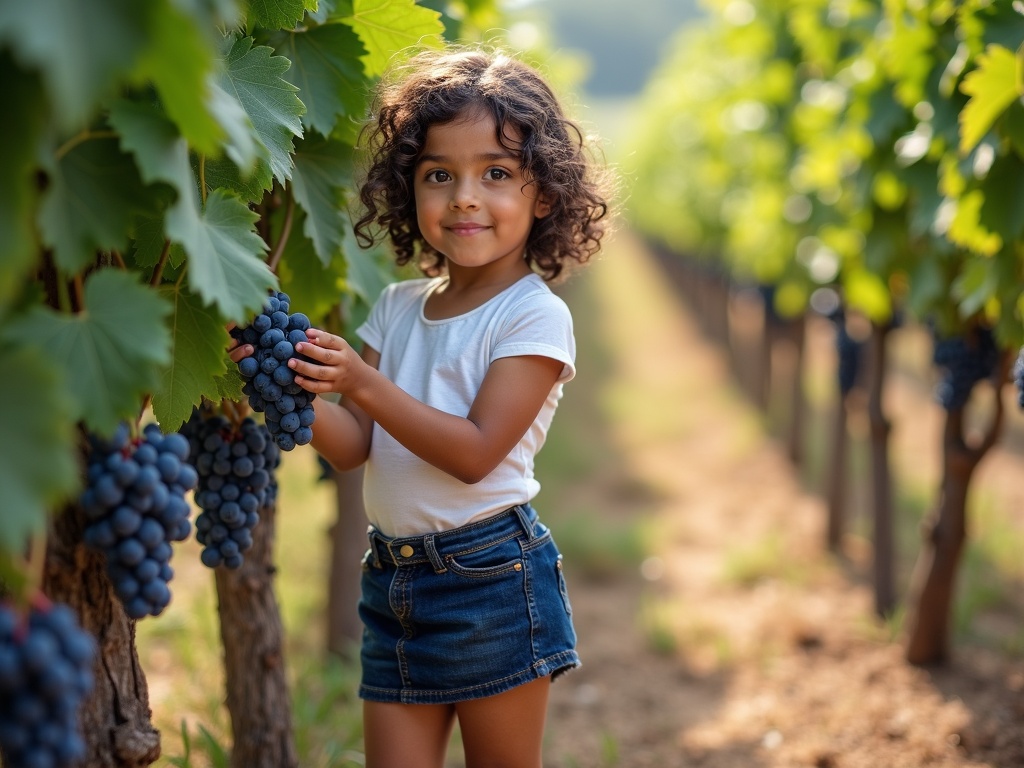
left=228, top=337, right=379, bottom=472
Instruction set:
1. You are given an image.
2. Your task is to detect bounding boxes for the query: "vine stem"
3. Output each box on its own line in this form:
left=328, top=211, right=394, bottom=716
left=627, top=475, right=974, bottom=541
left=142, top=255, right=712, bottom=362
left=151, top=240, right=171, bottom=287
left=25, top=529, right=49, bottom=608
left=267, top=188, right=294, bottom=274
left=199, top=155, right=207, bottom=205
left=73, top=273, right=85, bottom=312
left=55, top=129, right=118, bottom=160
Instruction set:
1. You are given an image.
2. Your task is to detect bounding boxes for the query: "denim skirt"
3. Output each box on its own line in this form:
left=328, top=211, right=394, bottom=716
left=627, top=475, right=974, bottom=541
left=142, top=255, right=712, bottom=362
left=358, top=504, right=580, bottom=704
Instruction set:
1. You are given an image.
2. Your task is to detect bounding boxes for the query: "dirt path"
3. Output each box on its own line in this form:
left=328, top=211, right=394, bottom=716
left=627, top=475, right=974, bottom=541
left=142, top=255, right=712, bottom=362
left=516, top=232, right=1024, bottom=768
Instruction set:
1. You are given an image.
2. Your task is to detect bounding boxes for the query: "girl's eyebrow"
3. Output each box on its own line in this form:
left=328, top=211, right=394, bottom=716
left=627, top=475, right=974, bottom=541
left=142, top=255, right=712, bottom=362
left=417, top=150, right=519, bottom=165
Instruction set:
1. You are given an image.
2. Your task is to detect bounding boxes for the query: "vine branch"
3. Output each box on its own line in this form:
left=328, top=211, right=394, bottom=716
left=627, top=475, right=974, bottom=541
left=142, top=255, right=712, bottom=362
left=267, top=188, right=295, bottom=275
left=150, top=240, right=171, bottom=287
left=55, top=129, right=118, bottom=160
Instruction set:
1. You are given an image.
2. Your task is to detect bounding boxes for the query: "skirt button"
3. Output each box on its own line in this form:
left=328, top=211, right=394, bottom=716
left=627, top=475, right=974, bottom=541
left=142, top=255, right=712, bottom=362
left=399, top=544, right=414, bottom=558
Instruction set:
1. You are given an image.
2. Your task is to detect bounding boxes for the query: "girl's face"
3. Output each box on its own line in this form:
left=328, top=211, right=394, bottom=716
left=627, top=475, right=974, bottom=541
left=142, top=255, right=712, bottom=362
left=413, top=108, right=550, bottom=277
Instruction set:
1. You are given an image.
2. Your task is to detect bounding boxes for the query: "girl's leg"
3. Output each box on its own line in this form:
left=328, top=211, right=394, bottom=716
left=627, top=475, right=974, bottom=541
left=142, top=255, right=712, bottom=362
left=454, top=676, right=551, bottom=768
left=363, top=700, right=456, bottom=768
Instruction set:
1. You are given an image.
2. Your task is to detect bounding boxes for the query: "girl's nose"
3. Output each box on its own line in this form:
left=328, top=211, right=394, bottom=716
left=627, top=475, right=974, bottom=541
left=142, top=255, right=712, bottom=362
left=449, top=180, right=479, bottom=211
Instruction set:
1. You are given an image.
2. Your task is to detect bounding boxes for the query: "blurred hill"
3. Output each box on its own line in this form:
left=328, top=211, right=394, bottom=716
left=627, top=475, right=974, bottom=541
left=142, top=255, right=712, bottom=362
left=537, top=0, right=703, bottom=97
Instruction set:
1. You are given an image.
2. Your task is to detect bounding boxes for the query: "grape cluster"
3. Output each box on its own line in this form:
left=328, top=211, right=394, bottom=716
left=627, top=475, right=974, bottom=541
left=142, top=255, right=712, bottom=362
left=832, top=312, right=863, bottom=396
left=932, top=327, right=999, bottom=411
left=81, top=423, right=197, bottom=619
left=1014, top=347, right=1024, bottom=409
left=182, top=412, right=281, bottom=569
left=232, top=291, right=316, bottom=451
left=0, top=600, right=96, bottom=767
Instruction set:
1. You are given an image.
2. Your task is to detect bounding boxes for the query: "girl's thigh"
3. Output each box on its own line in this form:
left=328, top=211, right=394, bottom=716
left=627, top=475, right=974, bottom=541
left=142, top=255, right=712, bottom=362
left=363, top=700, right=456, bottom=768
left=455, top=676, right=551, bottom=768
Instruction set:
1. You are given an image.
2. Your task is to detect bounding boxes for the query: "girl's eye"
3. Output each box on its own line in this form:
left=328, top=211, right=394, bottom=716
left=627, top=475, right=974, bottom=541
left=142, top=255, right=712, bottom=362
left=486, top=168, right=510, bottom=181
left=426, top=170, right=451, bottom=183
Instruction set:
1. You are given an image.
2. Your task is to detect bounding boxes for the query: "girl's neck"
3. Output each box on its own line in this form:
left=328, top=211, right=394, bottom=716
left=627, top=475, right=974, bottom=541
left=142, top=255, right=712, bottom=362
left=424, top=260, right=532, bottom=320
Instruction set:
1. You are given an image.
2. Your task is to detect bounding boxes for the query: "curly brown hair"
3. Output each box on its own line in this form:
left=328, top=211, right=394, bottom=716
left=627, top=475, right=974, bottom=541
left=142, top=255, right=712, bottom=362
left=352, top=45, right=611, bottom=282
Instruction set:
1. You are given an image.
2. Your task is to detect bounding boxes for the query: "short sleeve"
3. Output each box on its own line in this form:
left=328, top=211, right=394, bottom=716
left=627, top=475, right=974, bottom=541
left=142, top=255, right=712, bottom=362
left=493, top=290, right=576, bottom=383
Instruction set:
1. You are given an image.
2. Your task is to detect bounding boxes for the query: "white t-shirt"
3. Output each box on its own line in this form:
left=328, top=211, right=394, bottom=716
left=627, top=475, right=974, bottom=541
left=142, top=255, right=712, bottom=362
left=355, top=273, right=576, bottom=537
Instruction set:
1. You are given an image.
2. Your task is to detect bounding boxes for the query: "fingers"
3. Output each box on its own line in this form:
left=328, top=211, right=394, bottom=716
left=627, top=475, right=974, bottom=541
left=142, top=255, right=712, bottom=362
left=226, top=338, right=253, bottom=364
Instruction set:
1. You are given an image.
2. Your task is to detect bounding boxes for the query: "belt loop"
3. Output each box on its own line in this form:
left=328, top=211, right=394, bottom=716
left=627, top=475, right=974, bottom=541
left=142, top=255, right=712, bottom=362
left=424, top=535, right=447, bottom=574
left=513, top=505, right=536, bottom=540
left=366, top=526, right=382, bottom=568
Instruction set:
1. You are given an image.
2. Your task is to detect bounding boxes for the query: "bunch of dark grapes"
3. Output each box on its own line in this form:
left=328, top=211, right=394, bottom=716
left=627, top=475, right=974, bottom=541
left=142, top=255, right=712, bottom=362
left=232, top=291, right=316, bottom=451
left=0, top=599, right=96, bottom=767
left=932, top=327, right=999, bottom=411
left=1014, top=346, right=1024, bottom=409
left=81, top=423, right=197, bottom=619
left=831, top=311, right=864, bottom=396
left=182, top=412, right=281, bottom=569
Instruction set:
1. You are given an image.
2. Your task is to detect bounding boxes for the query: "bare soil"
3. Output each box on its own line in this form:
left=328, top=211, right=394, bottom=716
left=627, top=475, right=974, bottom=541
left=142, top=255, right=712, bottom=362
left=527, top=232, right=1024, bottom=768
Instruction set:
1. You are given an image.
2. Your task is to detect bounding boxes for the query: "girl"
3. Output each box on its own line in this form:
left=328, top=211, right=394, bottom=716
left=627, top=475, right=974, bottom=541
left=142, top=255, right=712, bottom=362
left=234, top=45, right=610, bottom=767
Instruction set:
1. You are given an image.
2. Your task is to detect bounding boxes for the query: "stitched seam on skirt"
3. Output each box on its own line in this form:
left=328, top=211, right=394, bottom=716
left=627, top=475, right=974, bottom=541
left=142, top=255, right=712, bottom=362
left=358, top=650, right=581, bottom=702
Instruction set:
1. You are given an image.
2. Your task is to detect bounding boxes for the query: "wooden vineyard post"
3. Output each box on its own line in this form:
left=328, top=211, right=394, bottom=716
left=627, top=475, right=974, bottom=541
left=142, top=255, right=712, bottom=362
left=214, top=497, right=297, bottom=768
left=904, top=354, right=1008, bottom=665
left=865, top=321, right=895, bottom=618
left=327, top=466, right=368, bottom=657
left=45, top=503, right=161, bottom=767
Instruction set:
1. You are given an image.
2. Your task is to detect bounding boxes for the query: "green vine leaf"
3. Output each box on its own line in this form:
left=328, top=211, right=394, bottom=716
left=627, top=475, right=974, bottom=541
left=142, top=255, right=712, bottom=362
left=959, top=44, right=1020, bottom=154
left=151, top=286, right=232, bottom=431
left=7, top=270, right=172, bottom=435
left=0, top=344, right=78, bottom=555
left=291, top=135, right=353, bottom=264
left=218, top=36, right=305, bottom=183
left=176, top=188, right=277, bottom=323
left=277, top=22, right=367, bottom=140
left=343, top=0, right=444, bottom=78
left=39, top=137, right=155, bottom=274
left=0, top=0, right=152, bottom=129
left=246, top=0, right=306, bottom=31
left=134, top=1, right=221, bottom=156
left=0, top=54, right=46, bottom=308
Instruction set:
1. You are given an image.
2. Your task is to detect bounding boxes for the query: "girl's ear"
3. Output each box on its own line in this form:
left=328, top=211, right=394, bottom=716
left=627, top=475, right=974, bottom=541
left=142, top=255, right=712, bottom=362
left=535, top=193, right=553, bottom=218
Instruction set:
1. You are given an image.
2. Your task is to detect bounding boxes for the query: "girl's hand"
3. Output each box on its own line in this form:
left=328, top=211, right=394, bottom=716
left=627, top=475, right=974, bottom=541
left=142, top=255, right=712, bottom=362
left=290, top=330, right=366, bottom=395
left=225, top=324, right=253, bottom=364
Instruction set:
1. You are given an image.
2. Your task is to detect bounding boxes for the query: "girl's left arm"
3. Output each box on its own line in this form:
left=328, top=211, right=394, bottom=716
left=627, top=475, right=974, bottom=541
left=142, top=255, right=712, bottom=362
left=290, top=330, right=563, bottom=484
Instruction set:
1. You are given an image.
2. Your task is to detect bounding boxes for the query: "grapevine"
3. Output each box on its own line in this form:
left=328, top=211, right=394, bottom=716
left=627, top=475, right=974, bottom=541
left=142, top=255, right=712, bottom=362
left=232, top=291, right=317, bottom=451
left=182, top=411, right=281, bottom=569
left=0, top=599, right=96, bottom=768
left=80, top=423, right=197, bottom=619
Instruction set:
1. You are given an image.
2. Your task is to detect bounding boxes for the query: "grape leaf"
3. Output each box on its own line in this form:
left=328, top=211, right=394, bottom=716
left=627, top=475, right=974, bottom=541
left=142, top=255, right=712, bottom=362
left=38, top=138, right=155, bottom=273
left=278, top=212, right=347, bottom=321
left=343, top=0, right=443, bottom=78
left=174, top=189, right=277, bottom=323
left=207, top=79, right=264, bottom=175
left=0, top=344, right=79, bottom=555
left=218, top=36, right=305, bottom=183
left=959, top=45, right=1020, bottom=154
left=0, top=54, right=45, bottom=308
left=151, top=286, right=231, bottom=431
left=951, top=257, right=998, bottom=318
left=246, top=0, right=306, bottom=31
left=342, top=226, right=391, bottom=305
left=8, top=270, right=172, bottom=434
left=292, top=135, right=353, bottom=264
left=976, top=154, right=1024, bottom=242
left=135, top=2, right=222, bottom=156
left=277, top=23, right=368, bottom=139
left=202, top=155, right=274, bottom=205
left=0, top=0, right=152, bottom=129
left=110, top=100, right=197, bottom=202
